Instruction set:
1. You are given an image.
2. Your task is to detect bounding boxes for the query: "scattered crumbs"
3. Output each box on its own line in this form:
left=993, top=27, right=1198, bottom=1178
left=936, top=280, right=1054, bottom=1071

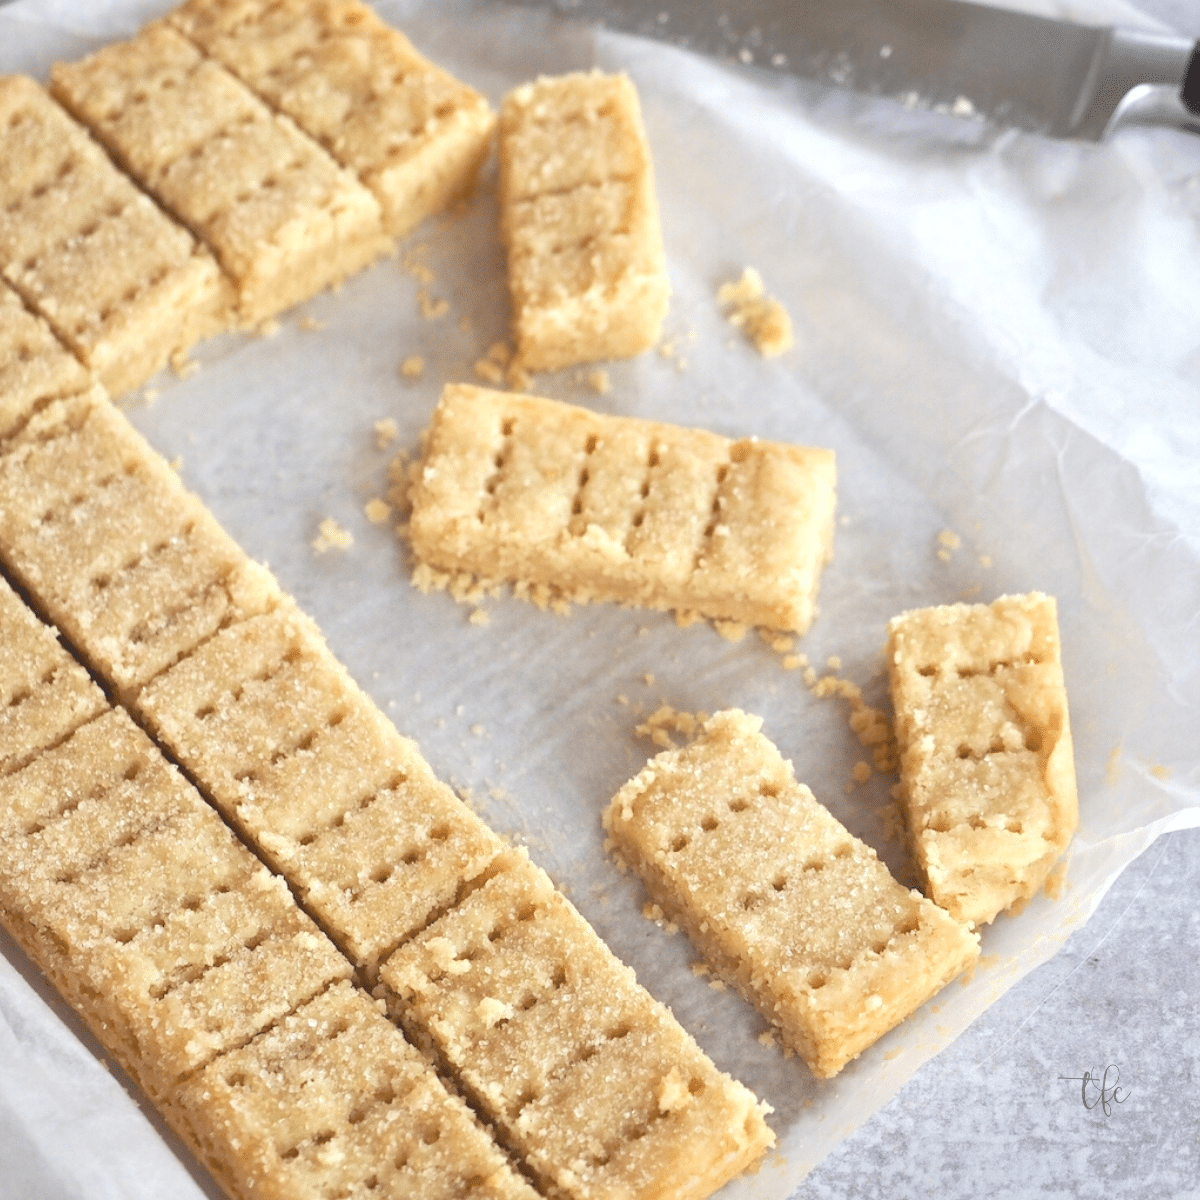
left=486, top=341, right=512, bottom=367
left=803, top=666, right=818, bottom=686
left=809, top=668, right=899, bottom=773
left=616, top=694, right=629, bottom=706
left=458, top=315, right=473, bottom=332
left=488, top=785, right=510, bottom=801
left=470, top=723, right=485, bottom=736
left=312, top=517, right=353, bottom=553
left=642, top=902, right=664, bottom=922
left=587, top=369, right=610, bottom=394
left=979, top=554, right=992, bottom=569
left=400, top=355, right=425, bottom=379
left=883, top=1047, right=904, bottom=1061
left=782, top=655, right=804, bottom=671
left=1043, top=860, right=1068, bottom=900
left=506, top=359, right=531, bottom=392
left=658, top=339, right=675, bottom=359
left=298, top=315, right=325, bottom=332
left=170, top=349, right=199, bottom=378
left=642, top=673, right=655, bottom=686
left=635, top=705, right=707, bottom=750
left=468, top=607, right=490, bottom=626
left=418, top=289, right=449, bottom=320
left=977, top=954, right=1002, bottom=971
left=757, top=1030, right=777, bottom=1048
left=826, top=655, right=842, bottom=671
left=717, top=267, right=793, bottom=357
left=877, top=798, right=905, bottom=843
left=455, top=785, right=475, bottom=807
left=929, top=1003, right=941, bottom=1015
left=258, top=317, right=281, bottom=337
left=713, top=618, right=748, bottom=643
left=708, top=978, right=726, bottom=992
left=673, top=609, right=703, bottom=628
left=1105, top=744, right=1122, bottom=786
left=143, top=387, right=159, bottom=402
left=168, top=455, right=183, bottom=473
left=1150, top=764, right=1173, bottom=780
left=937, top=529, right=962, bottom=550
left=852, top=760, right=872, bottom=784
left=801, top=1097, right=814, bottom=1110
left=363, top=497, right=391, bottom=524
left=637, top=626, right=650, bottom=637
left=373, top=418, right=399, bottom=450
left=760, top=630, right=795, bottom=654
left=690, top=961, right=710, bottom=978
left=474, top=357, right=506, bottom=385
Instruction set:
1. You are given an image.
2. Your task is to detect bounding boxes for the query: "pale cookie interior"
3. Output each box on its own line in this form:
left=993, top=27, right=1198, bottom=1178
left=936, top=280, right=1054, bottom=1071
left=499, top=70, right=670, bottom=371
left=409, top=383, right=837, bottom=633
left=605, top=709, right=980, bottom=1079
left=886, top=592, right=1078, bottom=927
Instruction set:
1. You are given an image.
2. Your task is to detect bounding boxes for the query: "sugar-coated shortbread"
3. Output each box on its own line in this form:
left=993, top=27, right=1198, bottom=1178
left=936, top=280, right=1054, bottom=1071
left=499, top=71, right=670, bottom=370
left=181, top=981, right=538, bottom=1200
left=50, top=23, right=388, bottom=325
left=605, top=710, right=980, bottom=1079
left=410, top=384, right=837, bottom=632
left=380, top=847, right=775, bottom=1200
left=169, top=0, right=496, bottom=238
left=886, top=593, right=1078, bottom=926
left=0, top=387, right=278, bottom=703
left=0, top=75, right=228, bottom=394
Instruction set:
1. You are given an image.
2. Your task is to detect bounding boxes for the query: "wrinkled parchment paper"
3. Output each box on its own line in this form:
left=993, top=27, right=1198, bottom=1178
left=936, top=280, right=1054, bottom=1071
left=1, top=0, right=1197, bottom=1196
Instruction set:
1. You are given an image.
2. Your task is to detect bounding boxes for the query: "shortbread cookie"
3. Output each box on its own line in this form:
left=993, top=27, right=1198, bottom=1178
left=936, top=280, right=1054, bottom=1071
left=181, top=980, right=538, bottom=1200
left=0, top=389, right=278, bottom=702
left=0, top=75, right=228, bottom=395
left=886, top=593, right=1078, bottom=927
left=410, top=384, right=837, bottom=632
left=50, top=23, right=388, bottom=325
left=499, top=71, right=669, bottom=370
left=604, top=710, right=980, bottom=1079
left=137, top=602, right=507, bottom=972
left=380, top=848, right=774, bottom=1200
left=0, top=573, right=106, bottom=779
left=169, top=0, right=496, bottom=238
left=0, top=706, right=352, bottom=1107
left=0, top=280, right=94, bottom=439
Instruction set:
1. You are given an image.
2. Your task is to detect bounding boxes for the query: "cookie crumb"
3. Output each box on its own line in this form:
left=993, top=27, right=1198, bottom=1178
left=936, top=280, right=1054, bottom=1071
left=586, top=369, right=610, bottom=394
left=312, top=517, right=353, bottom=553
left=374, top=418, right=399, bottom=449
left=717, top=267, right=793, bottom=357
left=400, top=355, right=425, bottom=379
left=298, top=315, right=325, bottom=331
left=468, top=607, right=490, bottom=626
left=363, top=498, right=391, bottom=524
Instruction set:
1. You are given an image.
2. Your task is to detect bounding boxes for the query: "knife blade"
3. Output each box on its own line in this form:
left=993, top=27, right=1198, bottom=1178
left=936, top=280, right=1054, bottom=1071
left=508, top=0, right=1200, bottom=140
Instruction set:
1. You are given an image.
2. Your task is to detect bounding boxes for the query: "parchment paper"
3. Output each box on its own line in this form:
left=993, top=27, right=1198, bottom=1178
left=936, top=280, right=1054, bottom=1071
left=0, top=1, right=1197, bottom=1197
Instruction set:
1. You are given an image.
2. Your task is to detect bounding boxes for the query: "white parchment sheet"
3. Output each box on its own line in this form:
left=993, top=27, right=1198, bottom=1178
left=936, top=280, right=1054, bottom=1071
left=0, top=1, right=1197, bottom=1197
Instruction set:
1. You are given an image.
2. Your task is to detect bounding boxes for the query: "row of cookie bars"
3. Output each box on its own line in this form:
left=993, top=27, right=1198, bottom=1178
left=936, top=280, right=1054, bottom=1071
left=0, top=282, right=773, bottom=1198
left=0, top=0, right=494, bottom=395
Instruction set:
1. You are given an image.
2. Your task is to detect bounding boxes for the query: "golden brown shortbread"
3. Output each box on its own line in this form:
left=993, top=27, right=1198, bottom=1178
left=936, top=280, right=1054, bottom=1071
left=605, top=710, right=980, bottom=1079
left=886, top=593, right=1078, bottom=926
left=410, top=384, right=837, bottom=633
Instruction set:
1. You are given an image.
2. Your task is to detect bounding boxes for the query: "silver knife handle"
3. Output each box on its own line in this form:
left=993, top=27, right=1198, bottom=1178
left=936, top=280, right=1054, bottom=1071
left=1080, top=30, right=1200, bottom=138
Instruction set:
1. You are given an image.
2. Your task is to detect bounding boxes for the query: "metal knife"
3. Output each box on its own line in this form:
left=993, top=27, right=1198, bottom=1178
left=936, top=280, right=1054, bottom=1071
left=507, top=0, right=1200, bottom=140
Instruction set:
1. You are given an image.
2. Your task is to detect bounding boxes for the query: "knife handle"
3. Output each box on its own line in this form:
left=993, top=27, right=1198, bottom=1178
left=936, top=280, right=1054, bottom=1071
left=1185, top=43, right=1200, bottom=117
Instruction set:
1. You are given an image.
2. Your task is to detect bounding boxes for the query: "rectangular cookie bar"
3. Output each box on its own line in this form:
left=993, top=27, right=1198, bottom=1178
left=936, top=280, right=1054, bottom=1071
left=136, top=601, right=507, bottom=973
left=0, top=279, right=93, bottom=440
left=0, top=706, right=353, bottom=1108
left=0, top=388, right=278, bottom=702
left=886, top=593, right=1078, bottom=927
left=0, top=75, right=228, bottom=395
left=0, top=572, right=106, bottom=780
left=604, top=709, right=980, bottom=1079
left=180, top=980, right=538, bottom=1200
left=499, top=71, right=670, bottom=371
left=50, top=22, right=388, bottom=325
left=409, top=384, right=837, bottom=632
left=169, top=0, right=496, bottom=237
left=380, top=847, right=774, bottom=1200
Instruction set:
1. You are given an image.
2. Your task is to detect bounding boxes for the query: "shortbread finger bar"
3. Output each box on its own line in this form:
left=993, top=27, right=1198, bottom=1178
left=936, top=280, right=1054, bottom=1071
left=0, top=389, right=278, bottom=702
left=605, top=710, right=980, bottom=1079
left=380, top=848, right=774, bottom=1200
left=499, top=71, right=669, bottom=370
left=410, top=384, right=837, bottom=632
left=0, top=279, right=94, bottom=439
left=181, top=981, right=538, bottom=1200
left=0, top=75, right=228, bottom=395
left=886, top=593, right=1078, bottom=927
left=0, top=573, right=106, bottom=779
left=137, top=602, right=507, bottom=973
left=50, top=23, right=388, bottom=325
left=0, top=707, right=352, bottom=1107
left=170, top=0, right=496, bottom=238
